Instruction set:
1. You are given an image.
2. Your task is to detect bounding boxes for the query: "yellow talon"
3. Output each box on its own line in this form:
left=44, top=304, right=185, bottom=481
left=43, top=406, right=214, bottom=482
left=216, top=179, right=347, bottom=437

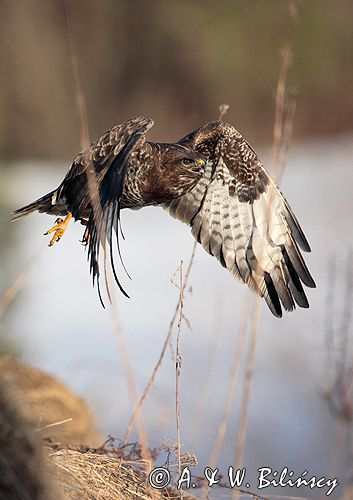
left=44, top=213, right=72, bottom=247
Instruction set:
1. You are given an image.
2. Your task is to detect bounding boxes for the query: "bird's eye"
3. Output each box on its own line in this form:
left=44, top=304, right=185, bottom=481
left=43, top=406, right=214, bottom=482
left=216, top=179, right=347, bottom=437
left=182, top=158, right=193, bottom=167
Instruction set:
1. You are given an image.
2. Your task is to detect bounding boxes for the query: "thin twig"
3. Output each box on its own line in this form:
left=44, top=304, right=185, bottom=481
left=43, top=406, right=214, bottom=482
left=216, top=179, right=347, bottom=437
left=124, top=242, right=197, bottom=445
left=35, top=418, right=73, bottom=432
left=175, top=260, right=184, bottom=481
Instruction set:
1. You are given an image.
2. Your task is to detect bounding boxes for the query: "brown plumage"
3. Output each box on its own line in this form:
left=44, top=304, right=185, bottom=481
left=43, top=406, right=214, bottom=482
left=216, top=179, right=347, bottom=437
left=165, top=120, right=315, bottom=316
left=13, top=117, right=315, bottom=316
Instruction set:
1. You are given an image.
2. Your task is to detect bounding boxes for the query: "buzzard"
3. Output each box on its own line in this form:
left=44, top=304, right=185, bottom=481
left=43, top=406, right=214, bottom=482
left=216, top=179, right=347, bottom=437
left=13, top=116, right=315, bottom=317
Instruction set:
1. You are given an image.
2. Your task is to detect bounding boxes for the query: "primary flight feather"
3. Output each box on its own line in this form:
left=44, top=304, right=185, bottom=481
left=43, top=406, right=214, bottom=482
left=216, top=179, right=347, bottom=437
left=13, top=116, right=315, bottom=316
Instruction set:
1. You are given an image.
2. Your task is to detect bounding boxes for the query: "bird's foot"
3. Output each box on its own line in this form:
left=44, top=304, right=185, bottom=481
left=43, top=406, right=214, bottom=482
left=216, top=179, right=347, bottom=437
left=44, top=213, right=72, bottom=247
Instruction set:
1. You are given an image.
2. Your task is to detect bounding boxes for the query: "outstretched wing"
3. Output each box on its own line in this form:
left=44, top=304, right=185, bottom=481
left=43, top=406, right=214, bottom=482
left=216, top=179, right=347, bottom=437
left=64, top=116, right=154, bottom=304
left=163, top=121, right=315, bottom=317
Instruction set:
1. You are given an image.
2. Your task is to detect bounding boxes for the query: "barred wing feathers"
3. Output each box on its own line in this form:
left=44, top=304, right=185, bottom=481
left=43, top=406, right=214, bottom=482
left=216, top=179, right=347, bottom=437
left=163, top=121, right=315, bottom=317
left=68, top=116, right=154, bottom=304
left=61, top=117, right=154, bottom=217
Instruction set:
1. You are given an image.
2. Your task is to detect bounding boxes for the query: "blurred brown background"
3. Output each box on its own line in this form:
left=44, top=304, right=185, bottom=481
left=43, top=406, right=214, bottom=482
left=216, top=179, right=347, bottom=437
left=1, top=2, right=353, bottom=497
left=0, top=0, right=352, bottom=161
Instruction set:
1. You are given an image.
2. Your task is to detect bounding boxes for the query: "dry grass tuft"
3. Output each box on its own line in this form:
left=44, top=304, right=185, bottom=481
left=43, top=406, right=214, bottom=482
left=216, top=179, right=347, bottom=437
left=48, top=445, right=157, bottom=499
left=46, top=441, right=198, bottom=500
left=0, top=360, right=198, bottom=499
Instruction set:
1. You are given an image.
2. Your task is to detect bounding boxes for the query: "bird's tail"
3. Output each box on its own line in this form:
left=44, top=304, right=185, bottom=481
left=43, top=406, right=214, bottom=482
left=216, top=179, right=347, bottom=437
left=12, top=190, right=58, bottom=221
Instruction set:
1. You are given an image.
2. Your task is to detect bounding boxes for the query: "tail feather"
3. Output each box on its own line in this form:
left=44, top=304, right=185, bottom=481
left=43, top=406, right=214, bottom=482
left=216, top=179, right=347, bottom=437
left=12, top=190, right=60, bottom=221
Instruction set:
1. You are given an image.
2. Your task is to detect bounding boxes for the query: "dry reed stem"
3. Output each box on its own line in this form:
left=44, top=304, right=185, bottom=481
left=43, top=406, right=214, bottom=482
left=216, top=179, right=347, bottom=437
left=328, top=418, right=347, bottom=482
left=61, top=0, right=110, bottom=296
left=61, top=0, right=150, bottom=460
left=233, top=297, right=261, bottom=497
left=108, top=275, right=151, bottom=463
left=202, top=295, right=251, bottom=500
left=200, top=99, right=234, bottom=466
left=126, top=101, right=230, bottom=472
left=323, top=253, right=353, bottom=482
left=175, top=260, right=184, bottom=480
left=197, top=100, right=233, bottom=467
left=0, top=251, right=42, bottom=319
left=211, top=25, right=297, bottom=489
left=208, top=295, right=251, bottom=468
left=324, top=257, right=336, bottom=396
left=324, top=255, right=353, bottom=418
left=232, top=3, right=297, bottom=493
left=271, top=1, right=297, bottom=178
left=124, top=242, right=197, bottom=445
left=276, top=96, right=296, bottom=184
left=338, top=253, right=353, bottom=385
left=126, top=98, right=228, bottom=453
left=190, top=294, right=224, bottom=447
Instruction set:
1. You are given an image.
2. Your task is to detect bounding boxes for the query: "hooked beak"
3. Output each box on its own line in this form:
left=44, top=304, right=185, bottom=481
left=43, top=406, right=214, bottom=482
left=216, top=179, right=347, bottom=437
left=198, top=158, right=206, bottom=176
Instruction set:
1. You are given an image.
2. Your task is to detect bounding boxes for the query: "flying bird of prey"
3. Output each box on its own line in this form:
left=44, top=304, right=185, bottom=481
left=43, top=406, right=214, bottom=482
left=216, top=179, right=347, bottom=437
left=13, top=116, right=315, bottom=317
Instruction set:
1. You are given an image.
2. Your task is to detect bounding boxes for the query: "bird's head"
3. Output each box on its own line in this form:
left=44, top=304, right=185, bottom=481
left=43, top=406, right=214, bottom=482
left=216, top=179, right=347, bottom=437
left=159, top=144, right=207, bottom=180
left=144, top=143, right=207, bottom=203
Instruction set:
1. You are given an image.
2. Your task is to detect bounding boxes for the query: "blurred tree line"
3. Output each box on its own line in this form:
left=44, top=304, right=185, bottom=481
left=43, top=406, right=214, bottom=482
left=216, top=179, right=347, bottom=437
left=0, top=0, right=352, bottom=161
